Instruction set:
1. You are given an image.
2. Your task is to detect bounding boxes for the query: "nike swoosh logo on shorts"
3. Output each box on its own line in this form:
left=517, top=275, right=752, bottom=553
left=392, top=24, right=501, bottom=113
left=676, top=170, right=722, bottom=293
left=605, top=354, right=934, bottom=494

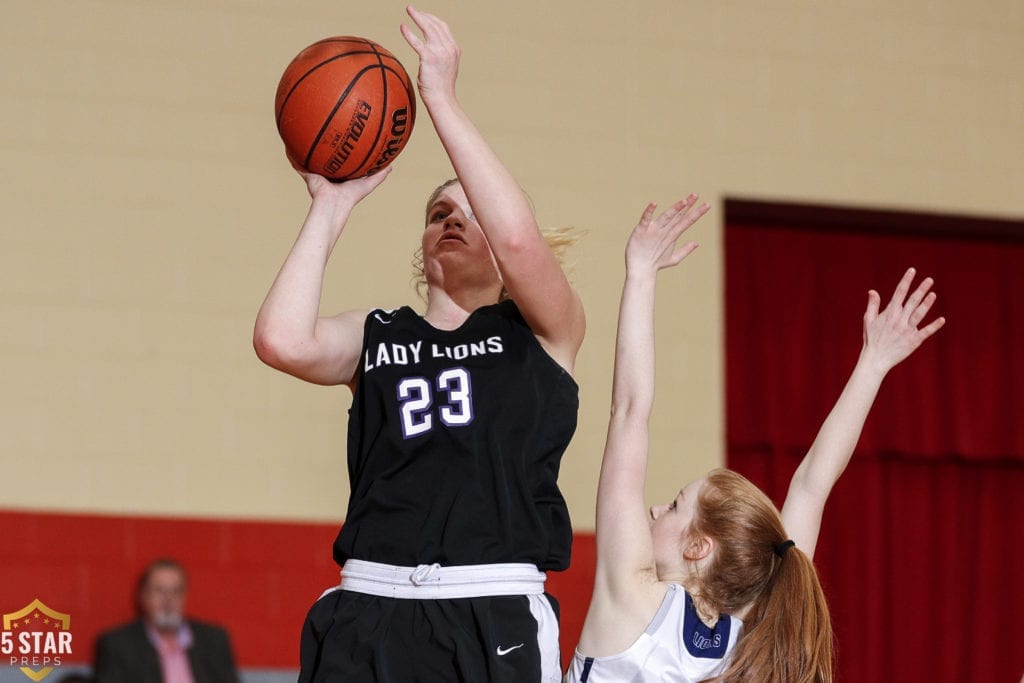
left=496, top=643, right=525, bottom=656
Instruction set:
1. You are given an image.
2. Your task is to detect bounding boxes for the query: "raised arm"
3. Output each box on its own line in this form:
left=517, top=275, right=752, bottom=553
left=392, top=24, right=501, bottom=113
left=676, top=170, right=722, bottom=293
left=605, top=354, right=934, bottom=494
left=400, top=6, right=584, bottom=369
left=578, top=196, right=707, bottom=654
left=781, top=267, right=945, bottom=558
left=253, top=167, right=392, bottom=387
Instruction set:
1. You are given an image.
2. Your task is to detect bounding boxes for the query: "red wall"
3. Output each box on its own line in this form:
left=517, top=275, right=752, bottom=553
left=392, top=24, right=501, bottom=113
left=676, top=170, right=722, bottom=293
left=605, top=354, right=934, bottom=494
left=0, top=510, right=595, bottom=670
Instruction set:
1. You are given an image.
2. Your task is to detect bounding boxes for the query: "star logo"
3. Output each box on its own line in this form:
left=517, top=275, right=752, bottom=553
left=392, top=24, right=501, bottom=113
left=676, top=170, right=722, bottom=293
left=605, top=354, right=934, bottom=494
left=2, top=599, right=72, bottom=682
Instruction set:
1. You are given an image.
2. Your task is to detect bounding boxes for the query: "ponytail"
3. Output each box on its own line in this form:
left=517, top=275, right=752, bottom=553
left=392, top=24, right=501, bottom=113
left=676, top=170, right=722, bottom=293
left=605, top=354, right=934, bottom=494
left=705, top=544, right=833, bottom=683
left=687, top=470, right=834, bottom=683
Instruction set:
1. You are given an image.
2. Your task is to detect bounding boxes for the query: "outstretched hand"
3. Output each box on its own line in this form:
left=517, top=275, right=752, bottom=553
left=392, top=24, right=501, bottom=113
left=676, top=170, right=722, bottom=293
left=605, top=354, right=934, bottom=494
left=625, top=194, right=709, bottom=276
left=400, top=5, right=460, bottom=105
left=862, top=267, right=946, bottom=373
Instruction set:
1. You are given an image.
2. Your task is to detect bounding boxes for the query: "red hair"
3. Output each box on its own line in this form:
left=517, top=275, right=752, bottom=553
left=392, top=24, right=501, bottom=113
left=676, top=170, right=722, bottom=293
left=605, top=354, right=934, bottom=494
left=688, top=469, right=833, bottom=683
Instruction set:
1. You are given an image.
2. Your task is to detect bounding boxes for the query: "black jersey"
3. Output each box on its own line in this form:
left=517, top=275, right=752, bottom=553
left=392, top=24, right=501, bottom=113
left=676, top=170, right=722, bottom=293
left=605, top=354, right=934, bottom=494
left=333, top=300, right=578, bottom=571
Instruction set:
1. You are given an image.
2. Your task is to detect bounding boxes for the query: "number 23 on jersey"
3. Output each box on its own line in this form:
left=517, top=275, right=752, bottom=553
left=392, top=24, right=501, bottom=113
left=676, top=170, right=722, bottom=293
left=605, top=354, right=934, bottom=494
left=397, top=367, right=474, bottom=439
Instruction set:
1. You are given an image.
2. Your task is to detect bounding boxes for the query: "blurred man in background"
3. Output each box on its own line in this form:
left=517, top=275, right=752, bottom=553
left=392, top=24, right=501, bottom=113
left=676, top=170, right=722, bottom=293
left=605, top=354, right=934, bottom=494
left=94, top=558, right=239, bottom=683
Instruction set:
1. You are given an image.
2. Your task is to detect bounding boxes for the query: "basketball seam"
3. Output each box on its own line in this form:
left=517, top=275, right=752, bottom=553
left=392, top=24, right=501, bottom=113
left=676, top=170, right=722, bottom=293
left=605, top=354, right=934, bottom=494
left=276, top=51, right=403, bottom=128
left=349, top=40, right=390, bottom=178
left=275, top=38, right=404, bottom=129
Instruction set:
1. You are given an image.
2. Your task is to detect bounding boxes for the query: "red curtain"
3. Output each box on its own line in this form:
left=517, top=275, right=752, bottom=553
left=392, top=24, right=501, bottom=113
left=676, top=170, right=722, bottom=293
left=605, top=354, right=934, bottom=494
left=725, top=206, right=1024, bottom=682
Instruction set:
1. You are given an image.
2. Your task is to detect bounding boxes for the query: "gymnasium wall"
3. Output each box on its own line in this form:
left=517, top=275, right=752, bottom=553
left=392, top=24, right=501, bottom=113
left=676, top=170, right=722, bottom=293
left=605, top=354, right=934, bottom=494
left=2, top=0, right=1021, bottom=676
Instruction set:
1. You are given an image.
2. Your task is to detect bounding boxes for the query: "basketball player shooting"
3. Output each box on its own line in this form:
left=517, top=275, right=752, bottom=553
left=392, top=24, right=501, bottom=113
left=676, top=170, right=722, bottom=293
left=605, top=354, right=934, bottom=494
left=254, top=6, right=585, bottom=682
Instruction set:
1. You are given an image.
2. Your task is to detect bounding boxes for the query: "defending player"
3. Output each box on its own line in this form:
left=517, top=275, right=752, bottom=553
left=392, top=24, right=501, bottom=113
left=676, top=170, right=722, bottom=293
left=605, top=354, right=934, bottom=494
left=566, top=197, right=944, bottom=682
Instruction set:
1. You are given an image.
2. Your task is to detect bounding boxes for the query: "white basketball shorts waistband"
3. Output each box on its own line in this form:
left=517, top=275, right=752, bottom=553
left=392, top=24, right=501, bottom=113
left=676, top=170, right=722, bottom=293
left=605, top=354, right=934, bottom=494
left=333, top=559, right=547, bottom=599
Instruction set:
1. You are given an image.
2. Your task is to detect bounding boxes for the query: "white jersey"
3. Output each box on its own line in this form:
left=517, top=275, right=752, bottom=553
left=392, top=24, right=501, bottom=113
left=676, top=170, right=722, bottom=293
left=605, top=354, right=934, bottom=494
left=565, top=584, right=742, bottom=683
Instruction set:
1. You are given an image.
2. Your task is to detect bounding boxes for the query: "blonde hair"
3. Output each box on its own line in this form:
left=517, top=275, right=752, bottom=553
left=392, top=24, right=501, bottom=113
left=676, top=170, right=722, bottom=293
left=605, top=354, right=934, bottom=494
left=411, top=178, right=581, bottom=302
left=688, top=469, right=834, bottom=683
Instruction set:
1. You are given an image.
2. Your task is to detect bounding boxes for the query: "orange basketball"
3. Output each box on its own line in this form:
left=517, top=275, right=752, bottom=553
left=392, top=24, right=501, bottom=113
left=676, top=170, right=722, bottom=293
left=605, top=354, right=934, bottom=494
left=275, top=36, right=416, bottom=181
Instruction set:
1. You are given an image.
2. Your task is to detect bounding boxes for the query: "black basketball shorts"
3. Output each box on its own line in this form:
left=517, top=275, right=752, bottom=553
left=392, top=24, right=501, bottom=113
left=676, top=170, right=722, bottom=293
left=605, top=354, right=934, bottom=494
left=298, top=589, right=561, bottom=682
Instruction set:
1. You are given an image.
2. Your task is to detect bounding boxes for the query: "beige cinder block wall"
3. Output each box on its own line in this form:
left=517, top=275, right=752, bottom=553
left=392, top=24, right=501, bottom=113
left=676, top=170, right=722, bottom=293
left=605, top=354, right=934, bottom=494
left=2, top=1, right=1021, bottom=528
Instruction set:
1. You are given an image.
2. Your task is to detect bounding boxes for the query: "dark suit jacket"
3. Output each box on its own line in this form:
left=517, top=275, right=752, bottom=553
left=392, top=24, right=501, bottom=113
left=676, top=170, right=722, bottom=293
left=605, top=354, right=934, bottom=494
left=93, top=619, right=240, bottom=683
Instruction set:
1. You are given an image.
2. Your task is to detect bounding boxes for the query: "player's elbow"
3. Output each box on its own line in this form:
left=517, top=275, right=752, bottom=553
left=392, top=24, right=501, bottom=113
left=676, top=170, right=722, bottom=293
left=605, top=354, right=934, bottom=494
left=492, top=223, right=548, bottom=263
left=788, top=465, right=837, bottom=506
left=253, top=324, right=308, bottom=372
left=609, top=398, right=651, bottom=426
left=252, top=327, right=284, bottom=369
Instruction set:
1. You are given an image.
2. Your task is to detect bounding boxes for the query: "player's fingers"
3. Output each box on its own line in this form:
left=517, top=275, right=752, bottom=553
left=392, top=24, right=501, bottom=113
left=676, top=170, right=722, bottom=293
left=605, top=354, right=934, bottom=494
left=660, top=194, right=701, bottom=226
left=667, top=241, right=699, bottom=266
left=655, top=198, right=691, bottom=230
left=917, top=315, right=946, bottom=340
left=887, top=267, right=916, bottom=310
left=864, top=289, right=881, bottom=324
left=902, top=276, right=934, bottom=321
left=364, top=162, right=394, bottom=181
left=404, top=6, right=429, bottom=38
left=400, top=23, right=424, bottom=52
left=408, top=6, right=452, bottom=45
left=675, top=201, right=709, bottom=233
left=638, top=202, right=657, bottom=227
left=908, top=291, right=937, bottom=328
left=405, top=5, right=428, bottom=29
left=686, top=201, right=710, bottom=223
